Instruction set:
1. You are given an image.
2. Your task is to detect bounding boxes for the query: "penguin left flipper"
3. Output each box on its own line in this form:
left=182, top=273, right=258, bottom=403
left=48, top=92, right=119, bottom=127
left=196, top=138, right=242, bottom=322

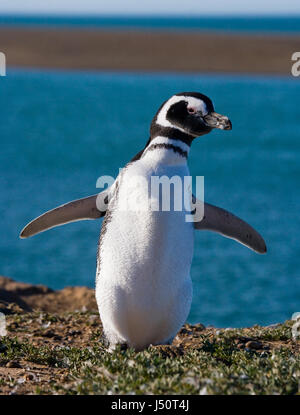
left=19, top=190, right=109, bottom=239
left=193, top=198, right=267, bottom=254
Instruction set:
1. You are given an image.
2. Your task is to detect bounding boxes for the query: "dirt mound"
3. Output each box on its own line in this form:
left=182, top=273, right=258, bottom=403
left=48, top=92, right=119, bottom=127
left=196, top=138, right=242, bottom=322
left=0, top=276, right=97, bottom=314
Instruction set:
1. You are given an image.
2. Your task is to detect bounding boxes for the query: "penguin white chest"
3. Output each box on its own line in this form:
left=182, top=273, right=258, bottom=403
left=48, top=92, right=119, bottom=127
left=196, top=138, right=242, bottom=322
left=96, top=159, right=194, bottom=350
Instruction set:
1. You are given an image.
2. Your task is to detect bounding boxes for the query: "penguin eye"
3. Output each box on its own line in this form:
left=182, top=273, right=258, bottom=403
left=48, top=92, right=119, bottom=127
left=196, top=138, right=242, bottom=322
left=187, top=107, right=196, bottom=114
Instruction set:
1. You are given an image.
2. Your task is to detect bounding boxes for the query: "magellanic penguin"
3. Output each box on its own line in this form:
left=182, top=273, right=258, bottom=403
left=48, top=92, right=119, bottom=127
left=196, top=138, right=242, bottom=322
left=20, top=92, right=267, bottom=351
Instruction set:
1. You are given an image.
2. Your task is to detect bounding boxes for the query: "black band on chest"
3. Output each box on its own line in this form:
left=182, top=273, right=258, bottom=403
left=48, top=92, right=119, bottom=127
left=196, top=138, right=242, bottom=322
left=144, top=143, right=188, bottom=158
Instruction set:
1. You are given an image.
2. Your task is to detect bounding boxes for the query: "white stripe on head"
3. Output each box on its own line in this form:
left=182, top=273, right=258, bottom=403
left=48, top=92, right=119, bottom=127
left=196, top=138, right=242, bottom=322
left=156, top=95, right=208, bottom=131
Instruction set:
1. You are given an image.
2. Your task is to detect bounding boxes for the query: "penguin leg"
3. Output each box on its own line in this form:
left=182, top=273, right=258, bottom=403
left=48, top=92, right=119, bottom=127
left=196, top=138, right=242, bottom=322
left=107, top=342, right=129, bottom=353
left=154, top=336, right=175, bottom=347
left=162, top=337, right=175, bottom=346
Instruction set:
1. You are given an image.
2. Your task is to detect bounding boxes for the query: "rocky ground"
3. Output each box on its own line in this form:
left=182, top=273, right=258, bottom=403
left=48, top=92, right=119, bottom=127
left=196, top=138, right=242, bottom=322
left=0, top=276, right=299, bottom=395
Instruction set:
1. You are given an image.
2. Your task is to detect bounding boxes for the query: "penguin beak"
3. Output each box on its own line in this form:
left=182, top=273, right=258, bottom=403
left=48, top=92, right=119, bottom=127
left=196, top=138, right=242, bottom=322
left=203, top=112, right=232, bottom=130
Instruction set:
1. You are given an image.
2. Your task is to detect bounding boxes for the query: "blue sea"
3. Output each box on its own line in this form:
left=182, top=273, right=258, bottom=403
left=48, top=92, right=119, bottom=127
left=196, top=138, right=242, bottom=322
left=0, top=15, right=300, bottom=34
left=1, top=68, right=300, bottom=328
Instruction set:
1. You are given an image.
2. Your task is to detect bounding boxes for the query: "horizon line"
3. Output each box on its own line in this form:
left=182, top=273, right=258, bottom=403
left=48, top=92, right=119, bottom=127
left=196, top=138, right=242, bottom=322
left=1, top=12, right=300, bottom=18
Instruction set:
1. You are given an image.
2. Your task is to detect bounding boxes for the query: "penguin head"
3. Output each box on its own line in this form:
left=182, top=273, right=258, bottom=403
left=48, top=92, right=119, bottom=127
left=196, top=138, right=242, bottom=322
left=150, top=92, right=232, bottom=143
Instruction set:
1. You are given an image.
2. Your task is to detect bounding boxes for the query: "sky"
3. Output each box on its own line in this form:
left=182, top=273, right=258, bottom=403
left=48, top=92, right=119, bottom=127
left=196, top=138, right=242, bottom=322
left=0, top=0, right=300, bottom=16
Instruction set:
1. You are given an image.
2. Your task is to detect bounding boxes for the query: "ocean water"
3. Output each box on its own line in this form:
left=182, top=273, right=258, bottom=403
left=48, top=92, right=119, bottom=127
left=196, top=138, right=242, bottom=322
left=0, top=15, right=300, bottom=34
left=0, top=69, right=300, bottom=328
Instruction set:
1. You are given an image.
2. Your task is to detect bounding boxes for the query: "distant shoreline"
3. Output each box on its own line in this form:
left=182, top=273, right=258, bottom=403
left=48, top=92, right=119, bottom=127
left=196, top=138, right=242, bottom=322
left=0, top=27, right=299, bottom=75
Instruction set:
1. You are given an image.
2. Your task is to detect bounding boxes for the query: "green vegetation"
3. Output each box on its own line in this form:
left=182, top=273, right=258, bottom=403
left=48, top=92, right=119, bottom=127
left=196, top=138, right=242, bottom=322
left=0, top=312, right=299, bottom=395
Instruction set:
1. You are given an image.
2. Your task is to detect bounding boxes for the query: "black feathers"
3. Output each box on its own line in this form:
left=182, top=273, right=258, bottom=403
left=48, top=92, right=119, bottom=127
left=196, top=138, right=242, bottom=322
left=175, top=92, right=215, bottom=113
left=145, top=143, right=188, bottom=158
left=150, top=91, right=215, bottom=143
left=150, top=123, right=194, bottom=146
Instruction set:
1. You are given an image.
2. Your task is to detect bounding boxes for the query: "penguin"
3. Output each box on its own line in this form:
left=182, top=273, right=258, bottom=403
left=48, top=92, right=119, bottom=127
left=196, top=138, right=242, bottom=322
left=20, top=92, right=267, bottom=351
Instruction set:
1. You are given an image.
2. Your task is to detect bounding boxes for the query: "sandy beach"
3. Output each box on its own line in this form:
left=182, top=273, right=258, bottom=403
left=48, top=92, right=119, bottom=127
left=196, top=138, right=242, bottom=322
left=0, top=27, right=299, bottom=74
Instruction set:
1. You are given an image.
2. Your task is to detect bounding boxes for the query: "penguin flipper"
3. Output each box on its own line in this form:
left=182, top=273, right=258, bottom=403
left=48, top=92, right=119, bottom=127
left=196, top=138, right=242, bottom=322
left=20, top=191, right=108, bottom=239
left=193, top=199, right=267, bottom=254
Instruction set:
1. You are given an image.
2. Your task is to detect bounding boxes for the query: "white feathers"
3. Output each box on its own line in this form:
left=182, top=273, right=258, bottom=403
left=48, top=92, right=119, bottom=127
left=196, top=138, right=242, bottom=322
left=142, top=136, right=190, bottom=165
left=149, top=136, right=190, bottom=154
left=156, top=95, right=208, bottom=131
left=96, top=149, right=194, bottom=351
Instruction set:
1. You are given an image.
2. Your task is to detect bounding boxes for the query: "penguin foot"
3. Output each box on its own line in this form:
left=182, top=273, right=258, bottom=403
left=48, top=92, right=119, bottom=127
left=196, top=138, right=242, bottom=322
left=107, top=342, right=128, bottom=353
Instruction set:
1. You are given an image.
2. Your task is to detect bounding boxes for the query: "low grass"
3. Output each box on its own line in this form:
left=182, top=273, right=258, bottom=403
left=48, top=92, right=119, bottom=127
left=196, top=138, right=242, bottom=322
left=0, top=312, right=299, bottom=395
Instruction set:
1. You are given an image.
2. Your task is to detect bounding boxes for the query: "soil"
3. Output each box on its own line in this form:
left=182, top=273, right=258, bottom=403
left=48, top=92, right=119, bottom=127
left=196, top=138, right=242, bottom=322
left=0, top=276, right=298, bottom=395
left=0, top=27, right=299, bottom=75
left=0, top=276, right=97, bottom=314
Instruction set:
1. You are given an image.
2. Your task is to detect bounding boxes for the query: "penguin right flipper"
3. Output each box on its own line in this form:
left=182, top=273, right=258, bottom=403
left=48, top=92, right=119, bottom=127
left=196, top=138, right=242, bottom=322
left=20, top=190, right=109, bottom=239
left=193, top=198, right=267, bottom=254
